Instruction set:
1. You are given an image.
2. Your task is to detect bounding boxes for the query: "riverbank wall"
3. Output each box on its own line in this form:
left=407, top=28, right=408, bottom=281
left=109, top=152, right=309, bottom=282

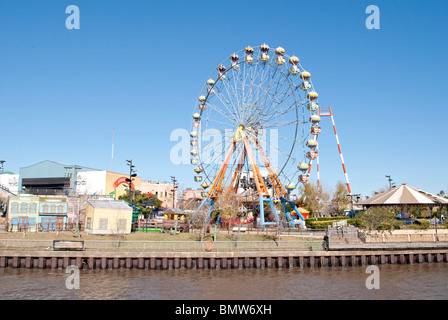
left=1, top=248, right=447, bottom=270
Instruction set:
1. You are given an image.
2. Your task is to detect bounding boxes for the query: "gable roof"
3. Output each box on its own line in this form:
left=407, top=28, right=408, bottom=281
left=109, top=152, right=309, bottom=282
left=87, top=199, right=132, bottom=210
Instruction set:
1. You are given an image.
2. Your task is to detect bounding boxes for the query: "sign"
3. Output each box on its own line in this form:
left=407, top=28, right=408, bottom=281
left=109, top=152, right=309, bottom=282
left=113, top=177, right=134, bottom=189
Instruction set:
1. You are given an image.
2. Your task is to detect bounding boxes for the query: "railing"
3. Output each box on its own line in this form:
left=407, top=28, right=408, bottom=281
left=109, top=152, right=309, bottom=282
left=6, top=223, right=84, bottom=232
left=0, top=239, right=324, bottom=252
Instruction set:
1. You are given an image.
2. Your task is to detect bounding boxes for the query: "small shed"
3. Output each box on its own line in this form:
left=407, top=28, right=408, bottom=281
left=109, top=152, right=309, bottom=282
left=290, top=207, right=310, bottom=220
left=85, top=199, right=133, bottom=234
left=164, top=208, right=187, bottom=221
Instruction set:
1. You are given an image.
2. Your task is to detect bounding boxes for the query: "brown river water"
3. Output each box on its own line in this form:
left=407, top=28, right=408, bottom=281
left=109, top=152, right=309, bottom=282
left=0, top=263, right=447, bottom=300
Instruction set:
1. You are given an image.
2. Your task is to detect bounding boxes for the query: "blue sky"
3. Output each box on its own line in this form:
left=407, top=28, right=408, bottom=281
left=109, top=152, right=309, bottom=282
left=1, top=0, right=447, bottom=198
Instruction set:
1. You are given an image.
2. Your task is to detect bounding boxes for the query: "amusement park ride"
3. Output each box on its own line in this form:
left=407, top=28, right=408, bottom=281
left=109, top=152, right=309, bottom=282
left=188, top=44, right=352, bottom=229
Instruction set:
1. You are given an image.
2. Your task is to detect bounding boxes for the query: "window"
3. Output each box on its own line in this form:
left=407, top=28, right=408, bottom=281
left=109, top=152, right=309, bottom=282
left=57, top=205, right=64, bottom=213
left=42, top=204, right=49, bottom=213
left=86, top=217, right=91, bottom=229
left=11, top=203, right=19, bottom=213
left=29, top=203, right=37, bottom=213
left=119, top=219, right=127, bottom=230
left=99, top=218, right=108, bottom=229
left=50, top=205, right=56, bottom=213
left=20, top=203, right=28, bottom=213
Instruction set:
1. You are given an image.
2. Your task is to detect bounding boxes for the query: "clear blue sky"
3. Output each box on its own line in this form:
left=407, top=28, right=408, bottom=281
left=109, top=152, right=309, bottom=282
left=1, top=0, right=447, bottom=198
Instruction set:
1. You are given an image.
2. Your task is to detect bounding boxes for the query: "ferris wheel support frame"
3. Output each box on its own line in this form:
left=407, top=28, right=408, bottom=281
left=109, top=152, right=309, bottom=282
left=192, top=125, right=307, bottom=229
left=254, top=138, right=306, bottom=227
left=192, top=126, right=285, bottom=229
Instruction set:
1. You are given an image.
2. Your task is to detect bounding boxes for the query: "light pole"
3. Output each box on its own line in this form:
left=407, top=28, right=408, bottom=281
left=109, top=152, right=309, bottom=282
left=385, top=175, right=393, bottom=190
left=0, top=160, right=5, bottom=174
left=170, top=176, right=178, bottom=209
left=126, top=160, right=137, bottom=207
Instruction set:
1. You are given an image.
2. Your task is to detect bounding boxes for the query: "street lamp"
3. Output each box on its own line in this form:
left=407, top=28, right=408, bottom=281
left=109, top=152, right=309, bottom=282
left=385, top=175, right=393, bottom=190
left=170, top=176, right=178, bottom=209
left=0, top=160, right=5, bottom=174
left=126, top=160, right=137, bottom=207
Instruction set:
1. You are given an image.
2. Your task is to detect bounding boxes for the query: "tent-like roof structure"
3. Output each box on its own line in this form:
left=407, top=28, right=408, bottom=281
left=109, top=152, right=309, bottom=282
left=360, top=184, right=448, bottom=206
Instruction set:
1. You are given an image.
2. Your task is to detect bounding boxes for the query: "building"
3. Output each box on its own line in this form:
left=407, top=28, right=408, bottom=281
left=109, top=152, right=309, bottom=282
left=140, top=180, right=177, bottom=208
left=7, top=195, right=40, bottom=232
left=0, top=173, right=19, bottom=196
left=19, top=160, right=98, bottom=196
left=180, top=188, right=206, bottom=212
left=76, top=170, right=141, bottom=199
left=84, top=199, right=133, bottom=235
left=38, top=196, right=68, bottom=231
left=17, top=160, right=141, bottom=199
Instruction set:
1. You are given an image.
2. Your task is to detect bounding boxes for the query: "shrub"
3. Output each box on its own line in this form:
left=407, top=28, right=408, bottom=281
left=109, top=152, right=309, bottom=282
left=415, top=219, right=430, bottom=229
left=357, top=207, right=397, bottom=230
left=305, top=218, right=355, bottom=229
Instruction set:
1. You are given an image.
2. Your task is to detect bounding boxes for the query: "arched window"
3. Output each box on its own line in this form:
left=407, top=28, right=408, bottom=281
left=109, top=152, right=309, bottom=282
left=29, top=203, right=37, bottom=213
left=20, top=203, right=28, bottom=213
left=11, top=203, right=19, bottom=213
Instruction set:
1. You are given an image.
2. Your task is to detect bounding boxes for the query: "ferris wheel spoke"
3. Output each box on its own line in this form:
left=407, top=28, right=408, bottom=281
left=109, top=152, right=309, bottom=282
left=261, top=119, right=307, bottom=130
left=218, top=76, right=243, bottom=123
left=250, top=61, right=282, bottom=108
left=221, top=73, right=243, bottom=122
left=255, top=76, right=293, bottom=120
left=206, top=100, right=239, bottom=125
left=260, top=101, right=301, bottom=126
left=212, top=87, right=240, bottom=123
left=258, top=80, right=299, bottom=121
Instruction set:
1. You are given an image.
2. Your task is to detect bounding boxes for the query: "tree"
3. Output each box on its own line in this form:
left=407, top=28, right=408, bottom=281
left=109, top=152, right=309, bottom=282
left=358, top=206, right=402, bottom=230
left=331, top=182, right=351, bottom=216
left=212, top=187, right=242, bottom=222
left=119, top=190, right=162, bottom=218
left=297, top=183, right=330, bottom=217
left=438, top=190, right=448, bottom=199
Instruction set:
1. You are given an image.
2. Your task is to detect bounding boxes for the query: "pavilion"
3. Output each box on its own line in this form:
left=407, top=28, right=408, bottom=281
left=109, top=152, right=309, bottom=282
left=359, top=183, right=448, bottom=219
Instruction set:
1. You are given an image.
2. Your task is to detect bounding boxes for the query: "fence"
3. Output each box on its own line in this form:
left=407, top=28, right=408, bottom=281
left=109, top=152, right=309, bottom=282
left=0, top=239, right=324, bottom=252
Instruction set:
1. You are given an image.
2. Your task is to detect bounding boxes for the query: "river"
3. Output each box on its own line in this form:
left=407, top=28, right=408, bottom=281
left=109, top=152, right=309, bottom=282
left=1, top=263, right=447, bottom=300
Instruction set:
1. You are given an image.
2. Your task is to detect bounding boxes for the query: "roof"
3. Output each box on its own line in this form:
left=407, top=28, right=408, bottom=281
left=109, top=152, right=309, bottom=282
left=298, top=207, right=310, bottom=214
left=87, top=199, right=132, bottom=210
left=20, top=160, right=100, bottom=171
left=164, top=208, right=187, bottom=215
left=359, top=184, right=448, bottom=206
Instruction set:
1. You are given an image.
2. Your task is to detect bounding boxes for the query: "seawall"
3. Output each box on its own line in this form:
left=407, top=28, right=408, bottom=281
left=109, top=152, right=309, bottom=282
left=1, top=249, right=447, bottom=270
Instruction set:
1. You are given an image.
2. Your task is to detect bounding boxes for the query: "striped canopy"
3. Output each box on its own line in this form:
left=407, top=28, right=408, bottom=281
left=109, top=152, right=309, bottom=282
left=360, top=184, right=448, bottom=206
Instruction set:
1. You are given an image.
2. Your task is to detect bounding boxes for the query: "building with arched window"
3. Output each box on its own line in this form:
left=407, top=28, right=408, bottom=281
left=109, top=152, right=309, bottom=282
left=6, top=195, right=39, bottom=232
left=38, top=196, right=68, bottom=231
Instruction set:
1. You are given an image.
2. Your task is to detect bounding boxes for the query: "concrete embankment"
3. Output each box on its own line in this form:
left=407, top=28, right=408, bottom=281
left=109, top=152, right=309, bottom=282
left=1, top=248, right=447, bottom=270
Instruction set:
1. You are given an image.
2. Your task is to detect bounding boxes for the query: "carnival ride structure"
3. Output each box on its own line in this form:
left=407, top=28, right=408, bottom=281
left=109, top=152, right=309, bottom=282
left=188, top=44, right=351, bottom=229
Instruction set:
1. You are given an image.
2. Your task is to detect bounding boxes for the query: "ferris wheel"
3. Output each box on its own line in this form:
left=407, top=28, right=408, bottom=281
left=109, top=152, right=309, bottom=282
left=189, top=43, right=321, bottom=228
